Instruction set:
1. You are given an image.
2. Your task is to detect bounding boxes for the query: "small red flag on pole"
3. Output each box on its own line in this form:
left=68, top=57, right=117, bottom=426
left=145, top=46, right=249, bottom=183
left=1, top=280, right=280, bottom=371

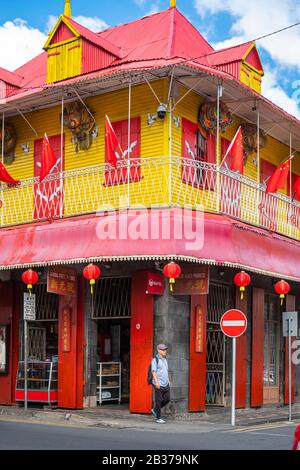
left=0, top=161, right=19, bottom=186
left=221, top=126, right=244, bottom=174
left=105, top=115, right=122, bottom=168
left=266, top=156, right=292, bottom=194
left=40, top=134, right=58, bottom=182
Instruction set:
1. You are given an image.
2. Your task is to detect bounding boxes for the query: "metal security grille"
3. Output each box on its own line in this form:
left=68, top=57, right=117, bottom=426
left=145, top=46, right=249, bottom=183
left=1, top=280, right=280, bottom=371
left=93, top=277, right=131, bottom=319
left=206, top=283, right=230, bottom=406
left=35, top=284, right=59, bottom=321
left=28, top=327, right=46, bottom=360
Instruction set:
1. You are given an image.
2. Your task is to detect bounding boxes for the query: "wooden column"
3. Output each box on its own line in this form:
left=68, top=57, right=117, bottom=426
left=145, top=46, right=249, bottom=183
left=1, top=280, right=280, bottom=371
left=251, top=287, right=264, bottom=407
left=285, top=294, right=296, bottom=405
left=189, top=294, right=207, bottom=412
left=130, top=272, right=154, bottom=413
left=235, top=288, right=247, bottom=409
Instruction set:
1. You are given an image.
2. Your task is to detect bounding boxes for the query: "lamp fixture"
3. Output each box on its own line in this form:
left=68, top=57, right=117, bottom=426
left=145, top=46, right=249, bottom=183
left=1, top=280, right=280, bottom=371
left=21, top=143, right=30, bottom=154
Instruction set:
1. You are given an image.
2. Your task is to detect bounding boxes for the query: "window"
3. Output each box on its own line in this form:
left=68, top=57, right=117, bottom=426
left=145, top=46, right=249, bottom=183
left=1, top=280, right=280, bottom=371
left=105, top=117, right=141, bottom=186
left=181, top=118, right=216, bottom=186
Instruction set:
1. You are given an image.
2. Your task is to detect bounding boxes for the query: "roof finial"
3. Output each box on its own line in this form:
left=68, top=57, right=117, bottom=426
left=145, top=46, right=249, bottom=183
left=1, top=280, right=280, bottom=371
left=64, top=0, right=72, bottom=17
left=170, top=0, right=176, bottom=7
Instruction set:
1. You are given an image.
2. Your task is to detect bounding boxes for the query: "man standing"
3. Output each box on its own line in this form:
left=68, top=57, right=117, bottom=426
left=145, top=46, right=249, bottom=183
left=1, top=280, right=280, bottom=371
left=151, top=344, right=170, bottom=424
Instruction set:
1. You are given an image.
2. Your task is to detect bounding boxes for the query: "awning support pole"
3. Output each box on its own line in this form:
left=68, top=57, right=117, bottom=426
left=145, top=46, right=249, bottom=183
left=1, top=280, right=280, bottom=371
left=71, top=87, right=97, bottom=126
left=14, top=108, right=38, bottom=136
left=127, top=77, right=132, bottom=206
left=60, top=94, right=64, bottom=219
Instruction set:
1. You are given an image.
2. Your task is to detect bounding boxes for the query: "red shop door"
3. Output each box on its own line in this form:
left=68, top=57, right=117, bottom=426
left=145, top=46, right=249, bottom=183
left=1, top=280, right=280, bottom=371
left=34, top=135, right=65, bottom=220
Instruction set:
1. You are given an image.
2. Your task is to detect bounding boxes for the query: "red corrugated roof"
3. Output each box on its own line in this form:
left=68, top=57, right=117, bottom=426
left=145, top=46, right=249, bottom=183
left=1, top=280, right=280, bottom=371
left=64, top=16, right=122, bottom=58
left=0, top=66, right=23, bottom=87
left=206, top=42, right=253, bottom=66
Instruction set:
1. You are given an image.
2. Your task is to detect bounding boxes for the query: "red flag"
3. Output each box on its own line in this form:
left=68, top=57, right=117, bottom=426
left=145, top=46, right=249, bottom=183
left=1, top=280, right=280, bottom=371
left=230, top=127, right=244, bottom=174
left=105, top=115, right=121, bottom=168
left=266, top=159, right=290, bottom=194
left=0, top=161, right=19, bottom=186
left=293, top=175, right=300, bottom=199
left=40, top=134, right=57, bottom=182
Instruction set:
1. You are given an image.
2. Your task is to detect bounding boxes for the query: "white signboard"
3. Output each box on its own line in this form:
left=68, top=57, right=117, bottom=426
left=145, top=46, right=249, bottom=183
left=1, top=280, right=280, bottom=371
left=24, top=293, right=36, bottom=321
left=283, top=312, right=298, bottom=337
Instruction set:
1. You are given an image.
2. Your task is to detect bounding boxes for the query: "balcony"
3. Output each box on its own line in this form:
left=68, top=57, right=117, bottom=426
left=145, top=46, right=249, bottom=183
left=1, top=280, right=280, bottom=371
left=1, top=157, right=299, bottom=242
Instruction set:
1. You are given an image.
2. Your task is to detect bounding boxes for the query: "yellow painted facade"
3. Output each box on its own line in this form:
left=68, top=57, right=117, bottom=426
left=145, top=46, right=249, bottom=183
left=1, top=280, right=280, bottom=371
left=240, top=63, right=262, bottom=94
left=47, top=38, right=82, bottom=83
left=1, top=79, right=299, bottom=239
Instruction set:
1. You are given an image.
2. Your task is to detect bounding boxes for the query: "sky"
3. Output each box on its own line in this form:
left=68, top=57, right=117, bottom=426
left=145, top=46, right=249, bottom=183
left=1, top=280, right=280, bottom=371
left=0, top=0, right=300, bottom=118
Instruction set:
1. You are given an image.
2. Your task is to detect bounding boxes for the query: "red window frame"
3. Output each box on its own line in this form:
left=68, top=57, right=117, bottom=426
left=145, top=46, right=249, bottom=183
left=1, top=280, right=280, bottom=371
left=104, top=117, right=141, bottom=186
left=34, top=134, right=64, bottom=220
left=181, top=118, right=216, bottom=187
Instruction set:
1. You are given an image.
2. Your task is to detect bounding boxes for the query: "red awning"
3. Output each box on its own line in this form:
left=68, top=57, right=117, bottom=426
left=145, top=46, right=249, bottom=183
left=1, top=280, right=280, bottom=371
left=0, top=209, right=300, bottom=281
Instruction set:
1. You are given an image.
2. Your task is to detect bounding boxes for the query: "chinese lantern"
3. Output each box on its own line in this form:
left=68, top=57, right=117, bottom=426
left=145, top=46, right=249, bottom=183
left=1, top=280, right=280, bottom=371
left=163, top=262, right=181, bottom=292
left=22, top=269, right=39, bottom=295
left=234, top=271, right=251, bottom=300
left=274, top=280, right=290, bottom=306
left=83, top=264, right=101, bottom=295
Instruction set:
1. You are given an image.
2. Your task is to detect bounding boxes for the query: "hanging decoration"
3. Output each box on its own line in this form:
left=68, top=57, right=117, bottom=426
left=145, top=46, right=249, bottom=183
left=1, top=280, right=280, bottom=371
left=274, top=280, right=290, bottom=306
left=0, top=123, right=17, bottom=164
left=241, top=124, right=267, bottom=163
left=63, top=101, right=95, bottom=152
left=83, top=263, right=101, bottom=295
left=199, top=101, right=233, bottom=135
left=22, top=269, right=39, bottom=295
left=163, top=262, right=181, bottom=293
left=234, top=271, right=251, bottom=300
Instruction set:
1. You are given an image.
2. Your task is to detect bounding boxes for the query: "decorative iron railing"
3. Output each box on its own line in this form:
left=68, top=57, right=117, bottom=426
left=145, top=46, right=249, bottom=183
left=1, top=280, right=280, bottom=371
left=0, top=157, right=299, bottom=241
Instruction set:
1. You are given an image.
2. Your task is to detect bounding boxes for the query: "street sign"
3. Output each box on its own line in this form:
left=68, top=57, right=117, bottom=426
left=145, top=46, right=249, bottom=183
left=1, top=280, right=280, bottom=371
left=220, top=309, right=247, bottom=338
left=283, top=311, right=298, bottom=337
left=220, top=309, right=247, bottom=427
left=23, top=293, right=36, bottom=321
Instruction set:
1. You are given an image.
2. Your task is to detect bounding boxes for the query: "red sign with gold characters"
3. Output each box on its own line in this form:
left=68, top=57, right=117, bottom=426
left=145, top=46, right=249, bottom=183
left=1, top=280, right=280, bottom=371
left=62, top=305, right=71, bottom=353
left=195, top=305, right=204, bottom=353
left=47, top=267, right=77, bottom=296
left=146, top=272, right=165, bottom=295
left=172, top=266, right=209, bottom=295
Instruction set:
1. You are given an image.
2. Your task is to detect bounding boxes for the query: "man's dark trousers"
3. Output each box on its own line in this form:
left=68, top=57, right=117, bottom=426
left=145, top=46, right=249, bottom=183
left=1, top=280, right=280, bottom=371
left=153, top=385, right=170, bottom=419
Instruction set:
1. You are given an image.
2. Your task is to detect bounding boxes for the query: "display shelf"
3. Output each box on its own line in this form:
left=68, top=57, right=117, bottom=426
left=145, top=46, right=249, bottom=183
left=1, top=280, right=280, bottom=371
left=15, top=361, right=58, bottom=404
left=97, top=362, right=121, bottom=405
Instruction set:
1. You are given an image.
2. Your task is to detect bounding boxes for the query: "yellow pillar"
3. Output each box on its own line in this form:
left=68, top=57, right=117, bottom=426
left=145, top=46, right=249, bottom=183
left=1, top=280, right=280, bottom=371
left=170, top=0, right=177, bottom=7
left=64, top=0, right=72, bottom=17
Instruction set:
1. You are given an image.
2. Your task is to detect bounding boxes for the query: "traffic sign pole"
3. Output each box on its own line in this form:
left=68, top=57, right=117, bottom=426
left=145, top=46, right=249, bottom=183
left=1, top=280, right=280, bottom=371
left=24, top=318, right=28, bottom=411
left=232, top=337, right=236, bottom=427
left=288, top=318, right=292, bottom=423
left=220, top=309, right=247, bottom=428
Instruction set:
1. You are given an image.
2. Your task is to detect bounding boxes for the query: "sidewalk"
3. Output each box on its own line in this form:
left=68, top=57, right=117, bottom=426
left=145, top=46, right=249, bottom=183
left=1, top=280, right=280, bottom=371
left=0, top=403, right=299, bottom=431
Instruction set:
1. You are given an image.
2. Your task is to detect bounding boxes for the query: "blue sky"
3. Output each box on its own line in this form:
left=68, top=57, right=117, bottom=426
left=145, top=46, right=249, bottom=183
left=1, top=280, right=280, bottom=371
left=0, top=0, right=299, bottom=118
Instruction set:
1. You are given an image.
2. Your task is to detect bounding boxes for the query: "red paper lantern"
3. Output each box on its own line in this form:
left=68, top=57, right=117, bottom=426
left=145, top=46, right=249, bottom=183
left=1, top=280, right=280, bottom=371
left=274, top=280, right=290, bottom=306
left=83, top=264, right=101, bottom=295
left=163, top=262, right=181, bottom=292
left=22, top=269, right=39, bottom=295
left=234, top=271, right=251, bottom=300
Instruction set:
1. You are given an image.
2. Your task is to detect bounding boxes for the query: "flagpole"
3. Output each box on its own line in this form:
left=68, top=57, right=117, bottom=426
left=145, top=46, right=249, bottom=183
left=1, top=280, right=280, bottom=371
left=290, top=132, right=292, bottom=199
left=60, top=94, right=64, bottom=219
left=127, top=77, right=132, bottom=208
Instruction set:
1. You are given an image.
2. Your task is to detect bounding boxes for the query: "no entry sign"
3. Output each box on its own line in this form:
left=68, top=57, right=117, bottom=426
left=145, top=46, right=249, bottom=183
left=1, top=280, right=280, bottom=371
left=220, top=309, right=247, bottom=338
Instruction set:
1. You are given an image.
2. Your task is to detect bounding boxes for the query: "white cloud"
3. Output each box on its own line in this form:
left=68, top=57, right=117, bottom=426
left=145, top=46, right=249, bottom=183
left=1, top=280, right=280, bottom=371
left=261, top=67, right=300, bottom=119
left=194, top=0, right=300, bottom=70
left=0, top=19, right=47, bottom=71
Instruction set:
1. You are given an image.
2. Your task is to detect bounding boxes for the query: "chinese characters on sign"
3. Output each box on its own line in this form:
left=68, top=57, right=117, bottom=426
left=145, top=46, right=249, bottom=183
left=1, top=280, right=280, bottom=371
left=195, top=305, right=204, bottom=353
left=62, top=306, right=71, bottom=353
left=23, top=293, right=36, bottom=321
left=172, top=266, right=209, bottom=295
left=47, top=267, right=77, bottom=296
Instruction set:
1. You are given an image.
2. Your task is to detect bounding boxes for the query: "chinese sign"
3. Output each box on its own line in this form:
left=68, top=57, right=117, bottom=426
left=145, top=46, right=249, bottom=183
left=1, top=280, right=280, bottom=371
left=172, top=266, right=209, bottom=295
left=146, top=273, right=165, bottom=295
left=195, top=305, right=204, bottom=353
left=47, top=267, right=77, bottom=296
left=24, top=293, right=36, bottom=321
left=62, top=306, right=71, bottom=353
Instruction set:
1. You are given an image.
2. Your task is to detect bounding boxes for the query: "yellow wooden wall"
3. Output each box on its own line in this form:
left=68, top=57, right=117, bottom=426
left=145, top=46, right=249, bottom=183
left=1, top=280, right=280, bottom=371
left=2, top=79, right=299, bottom=239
